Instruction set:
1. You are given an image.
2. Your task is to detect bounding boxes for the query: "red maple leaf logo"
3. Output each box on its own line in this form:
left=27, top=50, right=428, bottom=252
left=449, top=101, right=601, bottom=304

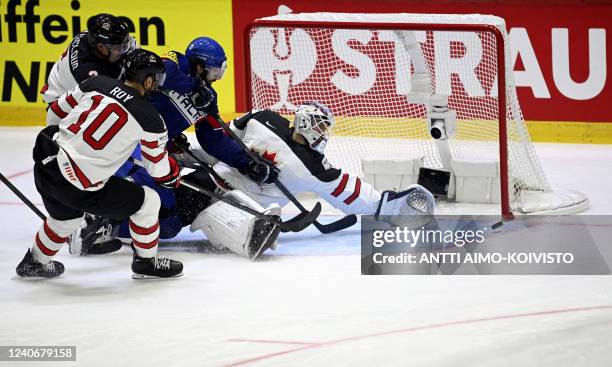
left=261, top=149, right=279, bottom=166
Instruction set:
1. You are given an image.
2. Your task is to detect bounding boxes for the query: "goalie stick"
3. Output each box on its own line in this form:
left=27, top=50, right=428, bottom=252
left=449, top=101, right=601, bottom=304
left=180, top=179, right=321, bottom=233
left=172, top=145, right=335, bottom=233
left=171, top=139, right=237, bottom=192
left=174, top=142, right=351, bottom=231
left=212, top=113, right=357, bottom=234
left=38, top=131, right=319, bottom=233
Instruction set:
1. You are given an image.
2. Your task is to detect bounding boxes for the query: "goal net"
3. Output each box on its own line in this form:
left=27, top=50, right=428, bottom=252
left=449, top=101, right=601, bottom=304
left=245, top=12, right=588, bottom=217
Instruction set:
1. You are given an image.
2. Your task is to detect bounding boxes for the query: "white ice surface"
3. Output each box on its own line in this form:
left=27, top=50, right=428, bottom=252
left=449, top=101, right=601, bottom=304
left=0, top=127, right=611, bottom=367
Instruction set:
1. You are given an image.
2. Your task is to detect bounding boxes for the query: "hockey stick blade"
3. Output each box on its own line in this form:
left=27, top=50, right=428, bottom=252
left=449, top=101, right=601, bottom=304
left=127, top=155, right=320, bottom=232
left=175, top=137, right=344, bottom=233
left=180, top=179, right=320, bottom=233
left=281, top=202, right=322, bottom=232
left=212, top=116, right=353, bottom=233
left=314, top=214, right=357, bottom=234
left=274, top=176, right=356, bottom=234
left=173, top=123, right=352, bottom=234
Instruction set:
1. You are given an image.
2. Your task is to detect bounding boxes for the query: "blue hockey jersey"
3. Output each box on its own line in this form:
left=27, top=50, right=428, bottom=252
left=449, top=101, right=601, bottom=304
left=153, top=50, right=251, bottom=169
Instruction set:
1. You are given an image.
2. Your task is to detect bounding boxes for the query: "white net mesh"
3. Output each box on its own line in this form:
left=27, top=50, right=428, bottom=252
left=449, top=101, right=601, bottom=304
left=247, top=13, right=553, bottom=213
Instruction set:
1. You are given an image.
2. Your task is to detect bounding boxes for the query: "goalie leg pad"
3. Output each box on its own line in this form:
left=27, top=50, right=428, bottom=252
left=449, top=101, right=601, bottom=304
left=375, top=184, right=435, bottom=228
left=190, top=190, right=281, bottom=260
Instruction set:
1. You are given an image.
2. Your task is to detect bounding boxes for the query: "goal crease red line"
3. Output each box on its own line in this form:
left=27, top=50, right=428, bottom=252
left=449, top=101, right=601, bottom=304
left=228, top=338, right=321, bottom=346
left=223, top=304, right=612, bottom=367
left=6, top=169, right=32, bottom=180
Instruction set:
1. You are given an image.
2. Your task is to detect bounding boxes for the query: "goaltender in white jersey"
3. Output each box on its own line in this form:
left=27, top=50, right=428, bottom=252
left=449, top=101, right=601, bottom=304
left=207, top=102, right=435, bottom=227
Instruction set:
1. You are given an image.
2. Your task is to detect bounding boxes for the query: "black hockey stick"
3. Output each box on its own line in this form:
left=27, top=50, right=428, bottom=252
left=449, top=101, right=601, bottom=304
left=180, top=179, right=321, bottom=233
left=0, top=171, right=46, bottom=220
left=1, top=151, right=111, bottom=251
left=176, top=133, right=356, bottom=233
left=213, top=113, right=357, bottom=233
left=171, top=147, right=324, bottom=232
left=171, top=142, right=234, bottom=191
left=126, top=153, right=320, bottom=233
left=1, top=169, right=118, bottom=253
left=274, top=179, right=357, bottom=234
left=182, top=145, right=342, bottom=234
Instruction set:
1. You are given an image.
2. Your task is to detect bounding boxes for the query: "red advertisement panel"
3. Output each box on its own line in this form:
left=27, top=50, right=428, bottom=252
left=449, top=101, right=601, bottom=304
left=232, top=0, right=612, bottom=122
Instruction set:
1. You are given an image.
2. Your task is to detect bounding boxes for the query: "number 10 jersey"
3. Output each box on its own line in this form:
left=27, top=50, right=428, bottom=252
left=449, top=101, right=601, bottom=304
left=46, top=75, right=172, bottom=191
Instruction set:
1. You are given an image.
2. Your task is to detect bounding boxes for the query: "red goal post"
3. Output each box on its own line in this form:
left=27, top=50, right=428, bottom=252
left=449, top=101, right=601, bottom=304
left=244, top=13, right=588, bottom=218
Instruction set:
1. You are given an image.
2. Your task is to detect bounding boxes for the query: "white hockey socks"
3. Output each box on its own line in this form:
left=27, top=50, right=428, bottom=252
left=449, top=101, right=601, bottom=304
left=129, top=186, right=161, bottom=258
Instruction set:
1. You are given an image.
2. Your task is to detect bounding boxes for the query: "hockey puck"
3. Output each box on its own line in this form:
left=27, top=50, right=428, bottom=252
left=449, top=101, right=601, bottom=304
left=491, top=221, right=504, bottom=230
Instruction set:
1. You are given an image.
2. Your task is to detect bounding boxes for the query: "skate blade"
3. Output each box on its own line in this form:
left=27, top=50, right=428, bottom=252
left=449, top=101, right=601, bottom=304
left=131, top=272, right=184, bottom=280
left=13, top=274, right=63, bottom=281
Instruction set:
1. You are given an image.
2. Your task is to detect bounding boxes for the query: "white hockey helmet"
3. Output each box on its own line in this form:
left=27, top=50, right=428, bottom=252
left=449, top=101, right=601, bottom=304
left=294, top=101, right=335, bottom=154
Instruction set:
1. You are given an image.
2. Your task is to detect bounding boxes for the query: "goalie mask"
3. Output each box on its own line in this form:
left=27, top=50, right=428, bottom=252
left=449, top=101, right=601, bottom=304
left=294, top=102, right=335, bottom=154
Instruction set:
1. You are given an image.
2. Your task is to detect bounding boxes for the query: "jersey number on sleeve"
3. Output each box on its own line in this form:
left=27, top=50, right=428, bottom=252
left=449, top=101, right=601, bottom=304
left=67, top=95, right=129, bottom=150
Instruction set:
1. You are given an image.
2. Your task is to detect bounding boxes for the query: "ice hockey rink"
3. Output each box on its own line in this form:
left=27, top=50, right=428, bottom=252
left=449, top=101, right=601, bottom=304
left=1, top=126, right=611, bottom=366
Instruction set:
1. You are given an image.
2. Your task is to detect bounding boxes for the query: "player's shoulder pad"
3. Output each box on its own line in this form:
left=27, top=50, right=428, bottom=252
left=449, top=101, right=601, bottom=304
left=253, top=109, right=290, bottom=125
left=69, top=31, right=89, bottom=62
left=67, top=32, right=98, bottom=80
left=125, top=96, right=166, bottom=134
left=160, top=50, right=179, bottom=64
left=79, top=75, right=121, bottom=93
left=81, top=76, right=166, bottom=133
left=252, top=109, right=291, bottom=133
left=232, top=111, right=254, bottom=129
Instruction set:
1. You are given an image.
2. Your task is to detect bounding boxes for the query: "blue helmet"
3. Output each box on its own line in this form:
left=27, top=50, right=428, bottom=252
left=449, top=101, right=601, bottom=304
left=185, top=37, right=227, bottom=81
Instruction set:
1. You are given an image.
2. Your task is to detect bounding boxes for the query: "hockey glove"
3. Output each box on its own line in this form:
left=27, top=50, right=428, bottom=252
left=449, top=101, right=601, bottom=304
left=190, top=81, right=214, bottom=110
left=240, top=159, right=279, bottom=184
left=155, top=155, right=181, bottom=188
left=167, top=133, right=190, bottom=154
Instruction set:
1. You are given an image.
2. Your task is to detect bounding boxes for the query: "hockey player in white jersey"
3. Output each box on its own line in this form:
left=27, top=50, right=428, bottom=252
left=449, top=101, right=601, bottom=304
left=16, top=49, right=183, bottom=279
left=206, top=102, right=435, bottom=230
left=41, top=13, right=138, bottom=255
left=54, top=37, right=283, bottom=261
left=41, top=13, right=136, bottom=116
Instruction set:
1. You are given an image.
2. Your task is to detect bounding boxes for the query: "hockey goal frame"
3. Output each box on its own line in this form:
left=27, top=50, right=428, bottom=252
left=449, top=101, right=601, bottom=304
left=244, top=19, right=513, bottom=219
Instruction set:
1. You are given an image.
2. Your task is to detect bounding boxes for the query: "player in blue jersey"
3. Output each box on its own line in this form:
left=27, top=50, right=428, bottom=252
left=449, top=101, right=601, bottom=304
left=146, top=37, right=277, bottom=183
left=81, top=37, right=281, bottom=259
